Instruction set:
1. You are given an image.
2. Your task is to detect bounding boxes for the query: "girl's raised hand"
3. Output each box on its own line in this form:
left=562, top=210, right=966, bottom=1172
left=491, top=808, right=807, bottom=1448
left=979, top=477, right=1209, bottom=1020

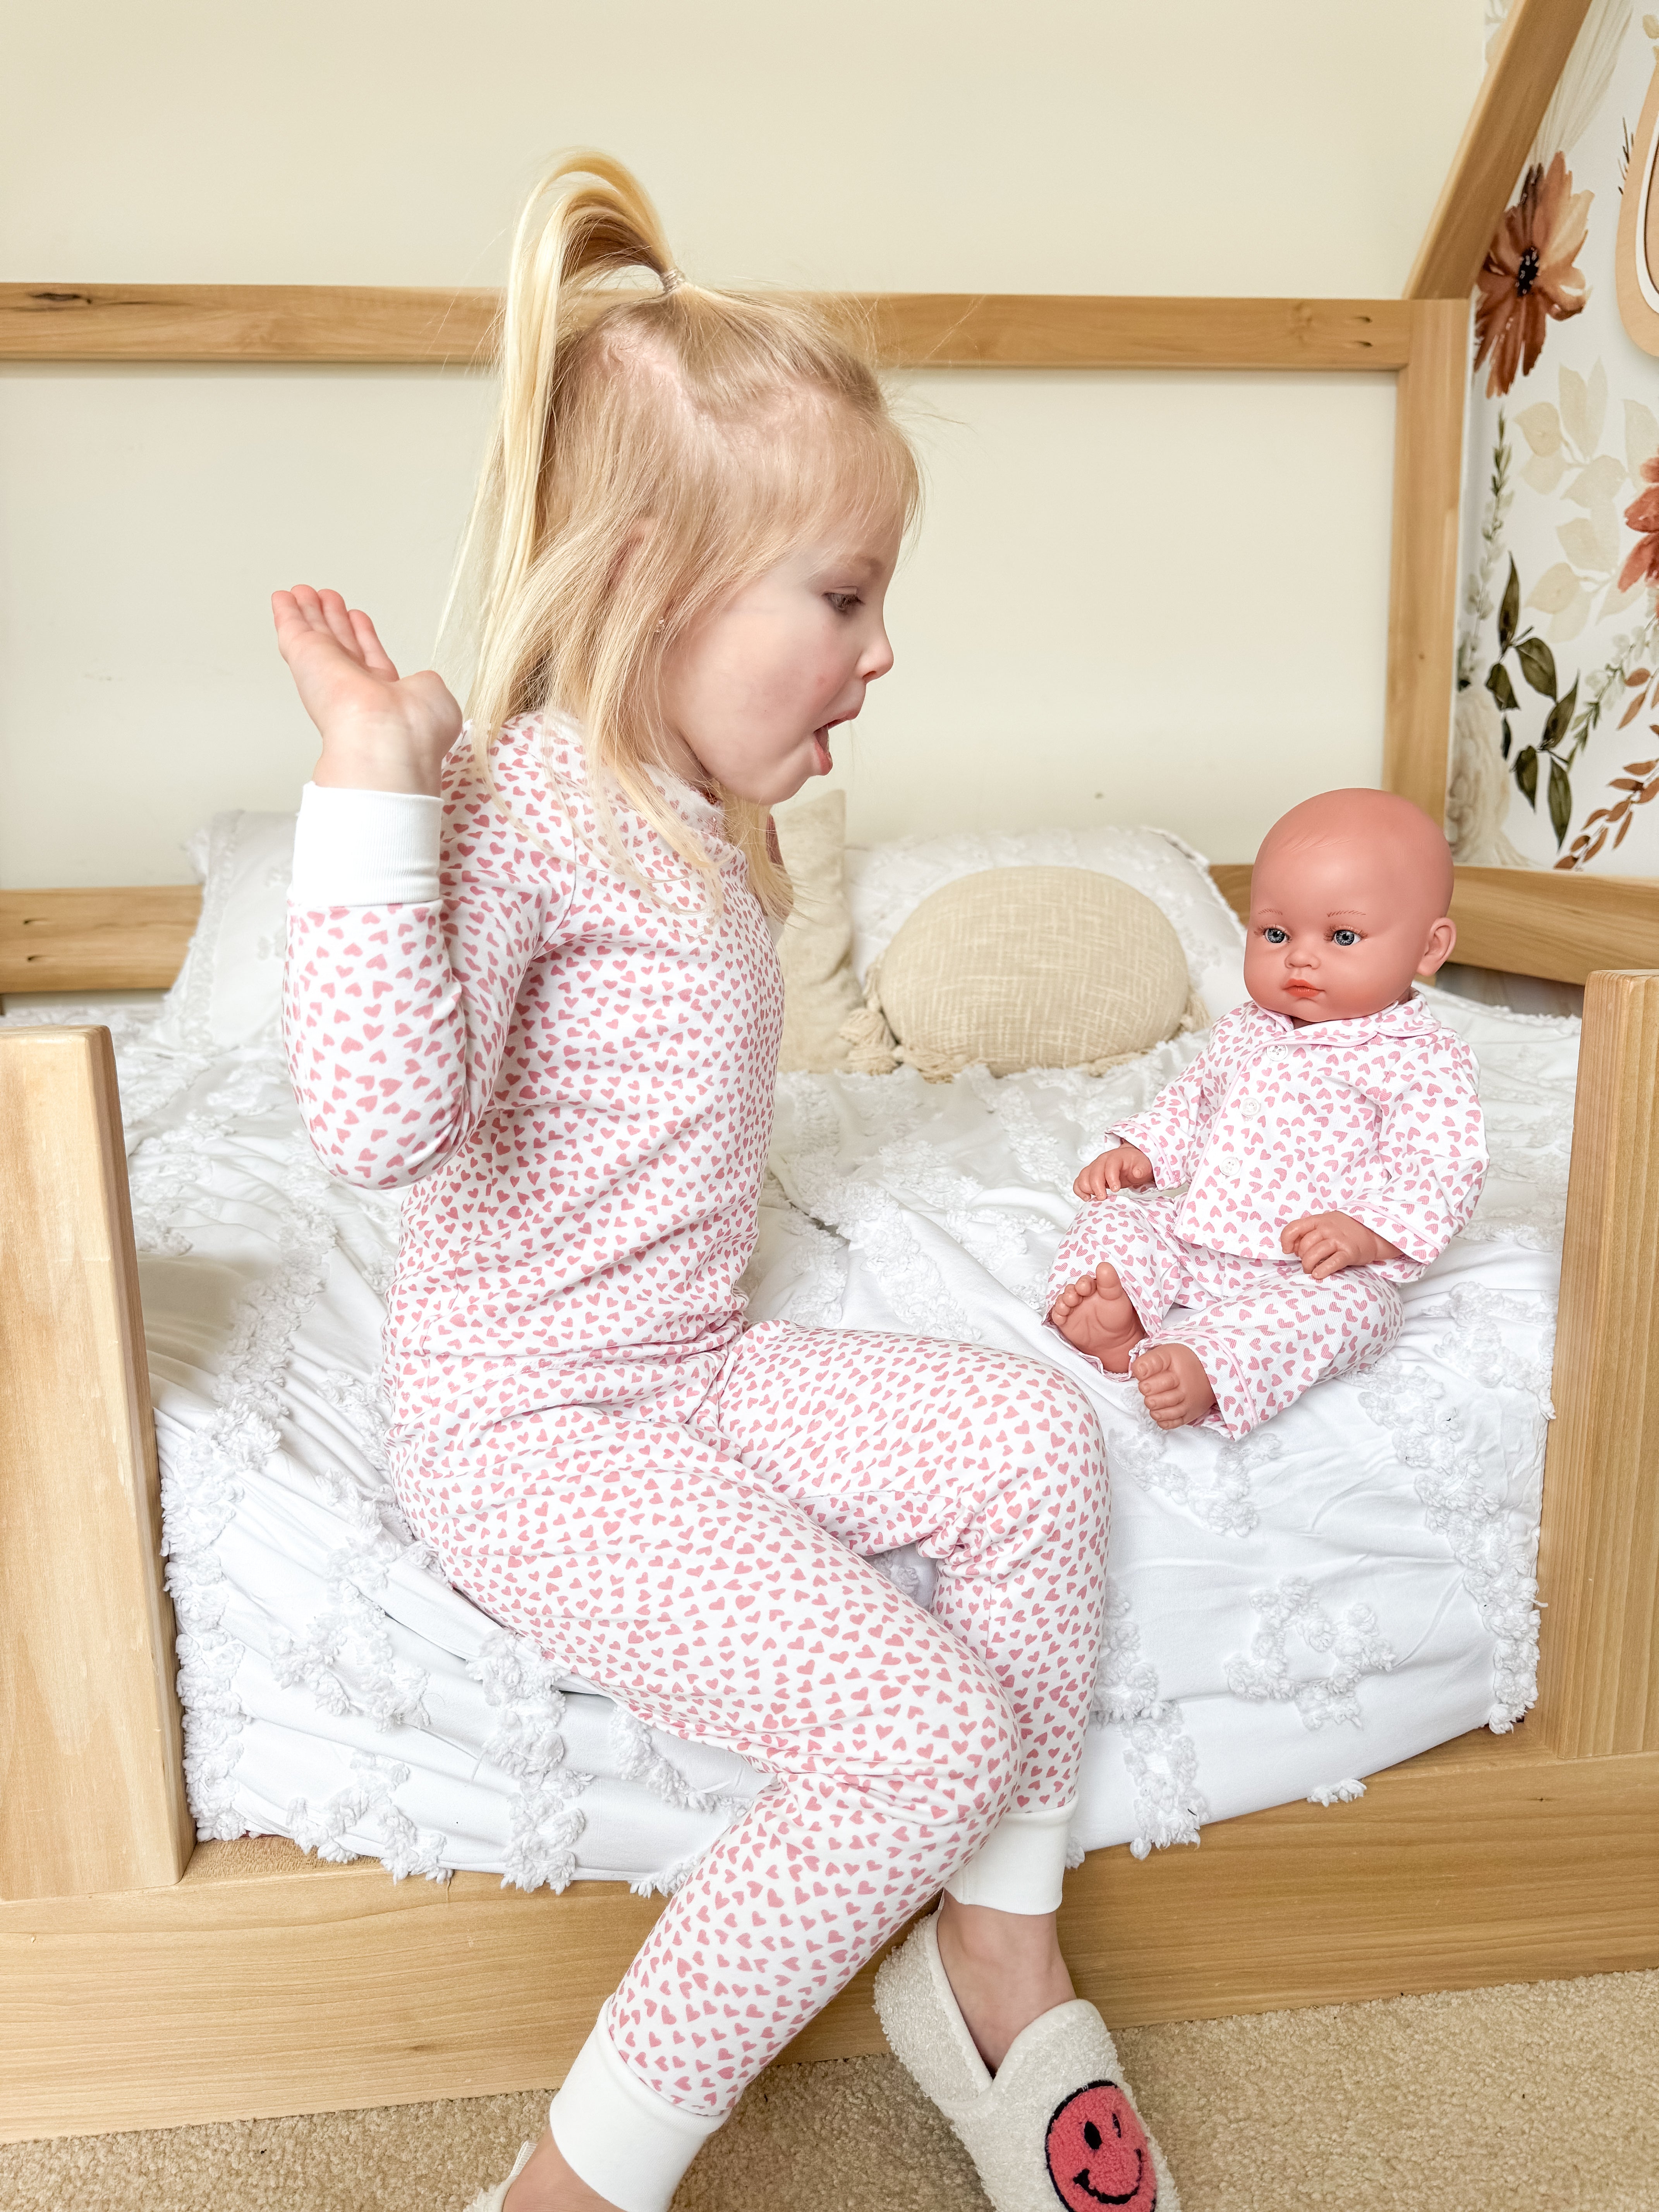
left=273, top=586, right=462, bottom=795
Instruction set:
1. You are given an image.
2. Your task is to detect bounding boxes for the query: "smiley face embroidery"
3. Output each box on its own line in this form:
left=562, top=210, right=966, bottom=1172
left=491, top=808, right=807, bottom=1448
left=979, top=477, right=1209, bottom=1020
left=1044, top=2081, right=1157, bottom=2211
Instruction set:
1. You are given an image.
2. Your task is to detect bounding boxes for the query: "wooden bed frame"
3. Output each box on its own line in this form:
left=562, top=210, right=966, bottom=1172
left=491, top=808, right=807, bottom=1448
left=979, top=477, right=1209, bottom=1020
left=3, top=0, right=1657, bottom=2148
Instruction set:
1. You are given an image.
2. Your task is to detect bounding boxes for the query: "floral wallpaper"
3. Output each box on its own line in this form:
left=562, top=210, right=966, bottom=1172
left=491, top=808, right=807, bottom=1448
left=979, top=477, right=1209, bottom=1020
left=1452, top=0, right=1659, bottom=872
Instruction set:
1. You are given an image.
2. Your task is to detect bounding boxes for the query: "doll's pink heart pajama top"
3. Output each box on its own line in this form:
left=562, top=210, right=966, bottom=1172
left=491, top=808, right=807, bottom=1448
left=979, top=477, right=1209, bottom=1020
left=1046, top=996, right=1487, bottom=1435
left=282, top=719, right=1108, bottom=2171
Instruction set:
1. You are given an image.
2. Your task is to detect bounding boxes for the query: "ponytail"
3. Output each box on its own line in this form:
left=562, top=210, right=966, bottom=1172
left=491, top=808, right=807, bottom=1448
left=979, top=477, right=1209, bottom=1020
left=444, top=152, right=918, bottom=920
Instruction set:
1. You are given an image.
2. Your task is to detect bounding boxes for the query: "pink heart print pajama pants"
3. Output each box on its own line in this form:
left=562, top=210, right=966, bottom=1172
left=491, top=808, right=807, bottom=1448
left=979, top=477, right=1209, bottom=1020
left=393, top=1316, right=1108, bottom=2119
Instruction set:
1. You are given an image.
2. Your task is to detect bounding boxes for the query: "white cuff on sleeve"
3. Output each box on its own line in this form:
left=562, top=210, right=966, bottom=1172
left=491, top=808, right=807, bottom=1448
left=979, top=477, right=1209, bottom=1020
left=288, top=782, right=443, bottom=908
left=548, top=2008, right=721, bottom=2212
left=943, top=1800, right=1077, bottom=1915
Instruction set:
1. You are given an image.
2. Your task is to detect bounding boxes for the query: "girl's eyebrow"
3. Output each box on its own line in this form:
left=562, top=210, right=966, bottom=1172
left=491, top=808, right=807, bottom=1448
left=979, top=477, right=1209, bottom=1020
left=1326, top=908, right=1369, bottom=919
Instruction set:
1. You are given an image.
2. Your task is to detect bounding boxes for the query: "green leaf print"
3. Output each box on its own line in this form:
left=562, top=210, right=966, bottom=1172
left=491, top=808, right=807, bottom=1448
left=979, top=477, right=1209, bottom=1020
left=1540, top=680, right=1579, bottom=752
left=1548, top=759, right=1573, bottom=847
left=1499, top=558, right=1520, bottom=651
left=1487, top=662, right=1520, bottom=711
left=1516, top=638, right=1558, bottom=699
left=1516, top=745, right=1539, bottom=807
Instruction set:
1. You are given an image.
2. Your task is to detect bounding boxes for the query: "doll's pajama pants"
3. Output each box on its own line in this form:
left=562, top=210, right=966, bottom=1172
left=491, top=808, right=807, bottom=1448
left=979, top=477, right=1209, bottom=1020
left=1049, top=1191, right=1403, bottom=1437
left=390, top=1316, right=1107, bottom=2205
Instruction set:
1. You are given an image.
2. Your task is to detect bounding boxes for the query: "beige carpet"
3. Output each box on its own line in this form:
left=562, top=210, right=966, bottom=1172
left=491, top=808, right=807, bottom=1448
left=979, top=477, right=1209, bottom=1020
left=7, top=1970, right=1655, bottom=2211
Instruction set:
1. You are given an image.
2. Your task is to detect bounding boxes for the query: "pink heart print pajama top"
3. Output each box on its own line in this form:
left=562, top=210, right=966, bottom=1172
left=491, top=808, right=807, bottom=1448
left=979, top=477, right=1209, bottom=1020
left=1046, top=996, right=1488, bottom=1437
left=282, top=718, right=1109, bottom=2153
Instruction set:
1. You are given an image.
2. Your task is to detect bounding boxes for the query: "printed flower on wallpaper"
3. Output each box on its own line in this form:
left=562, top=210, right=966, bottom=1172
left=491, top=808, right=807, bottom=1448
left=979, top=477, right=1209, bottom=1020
left=1456, top=5, right=1659, bottom=875
left=1474, top=155, right=1592, bottom=397
left=1512, top=361, right=1656, bottom=641
left=1462, top=378, right=1659, bottom=862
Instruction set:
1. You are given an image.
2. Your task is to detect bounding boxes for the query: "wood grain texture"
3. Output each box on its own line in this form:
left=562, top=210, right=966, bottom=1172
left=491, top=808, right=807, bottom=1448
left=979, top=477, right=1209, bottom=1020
left=0, top=1028, right=192, bottom=1901
left=0, top=284, right=1417, bottom=370
left=1208, top=862, right=1659, bottom=985
left=0, top=886, right=202, bottom=994
left=0, top=283, right=498, bottom=364
left=3, top=1733, right=1654, bottom=2141
left=1406, top=0, right=1598, bottom=299
left=1535, top=970, right=1659, bottom=1757
left=1448, top=866, right=1659, bottom=981
left=1383, top=299, right=1468, bottom=826
left=843, top=294, right=1416, bottom=371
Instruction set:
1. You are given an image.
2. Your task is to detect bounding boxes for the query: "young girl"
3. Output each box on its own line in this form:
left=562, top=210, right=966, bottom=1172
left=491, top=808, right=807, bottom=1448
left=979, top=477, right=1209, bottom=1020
left=276, top=155, right=1177, bottom=2212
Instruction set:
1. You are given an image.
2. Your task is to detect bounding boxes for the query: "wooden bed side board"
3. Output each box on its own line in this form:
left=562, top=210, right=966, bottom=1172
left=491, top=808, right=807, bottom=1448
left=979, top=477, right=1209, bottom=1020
left=0, top=885, right=202, bottom=996
left=14, top=860, right=1659, bottom=1000
left=3, top=1734, right=1656, bottom=2142
left=0, top=1028, right=193, bottom=1901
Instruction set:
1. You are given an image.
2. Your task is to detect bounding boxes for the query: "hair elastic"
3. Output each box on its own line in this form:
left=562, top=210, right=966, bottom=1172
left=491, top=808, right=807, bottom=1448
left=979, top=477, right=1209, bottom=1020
left=659, top=267, right=687, bottom=295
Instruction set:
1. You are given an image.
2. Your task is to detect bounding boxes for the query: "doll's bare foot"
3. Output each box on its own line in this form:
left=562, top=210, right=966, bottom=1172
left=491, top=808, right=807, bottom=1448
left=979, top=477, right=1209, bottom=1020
left=1048, top=1264, right=1146, bottom=1372
left=1132, top=1343, right=1216, bottom=1429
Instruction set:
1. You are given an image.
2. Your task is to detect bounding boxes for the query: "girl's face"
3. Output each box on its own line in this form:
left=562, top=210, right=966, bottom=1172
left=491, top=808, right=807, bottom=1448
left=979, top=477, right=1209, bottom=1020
left=658, top=517, right=901, bottom=805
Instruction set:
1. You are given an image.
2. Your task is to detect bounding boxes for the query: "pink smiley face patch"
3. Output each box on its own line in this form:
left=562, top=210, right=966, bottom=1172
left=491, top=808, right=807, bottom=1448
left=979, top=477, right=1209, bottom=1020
left=1044, top=2081, right=1156, bottom=2211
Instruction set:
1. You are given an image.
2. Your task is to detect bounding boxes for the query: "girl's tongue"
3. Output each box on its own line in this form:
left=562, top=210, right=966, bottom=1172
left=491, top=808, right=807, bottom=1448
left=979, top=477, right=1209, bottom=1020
left=812, top=729, right=833, bottom=774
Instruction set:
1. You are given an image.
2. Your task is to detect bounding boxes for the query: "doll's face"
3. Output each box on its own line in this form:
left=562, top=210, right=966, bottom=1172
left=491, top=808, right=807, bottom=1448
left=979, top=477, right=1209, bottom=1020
left=1244, top=829, right=1455, bottom=1025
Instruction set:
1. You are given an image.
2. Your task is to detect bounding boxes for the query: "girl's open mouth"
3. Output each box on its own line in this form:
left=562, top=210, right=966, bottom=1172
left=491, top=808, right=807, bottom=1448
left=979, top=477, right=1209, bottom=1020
left=812, top=711, right=855, bottom=776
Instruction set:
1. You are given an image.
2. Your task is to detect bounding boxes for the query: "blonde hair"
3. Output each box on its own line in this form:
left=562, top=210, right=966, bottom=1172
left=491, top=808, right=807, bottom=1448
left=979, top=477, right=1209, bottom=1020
left=447, top=151, right=920, bottom=917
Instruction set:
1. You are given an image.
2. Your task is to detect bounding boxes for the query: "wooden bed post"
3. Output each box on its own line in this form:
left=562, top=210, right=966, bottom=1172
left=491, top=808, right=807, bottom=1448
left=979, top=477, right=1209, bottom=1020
left=1382, top=299, right=1469, bottom=826
left=1534, top=971, right=1659, bottom=1758
left=0, top=1027, right=192, bottom=1898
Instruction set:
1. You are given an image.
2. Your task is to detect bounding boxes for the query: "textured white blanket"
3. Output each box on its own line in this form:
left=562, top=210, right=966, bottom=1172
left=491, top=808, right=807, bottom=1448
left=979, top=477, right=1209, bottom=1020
left=2, top=988, right=1575, bottom=1886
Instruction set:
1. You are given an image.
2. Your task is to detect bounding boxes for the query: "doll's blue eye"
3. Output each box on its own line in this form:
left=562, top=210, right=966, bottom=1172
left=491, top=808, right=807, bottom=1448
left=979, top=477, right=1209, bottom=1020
left=1263, top=927, right=1288, bottom=945
left=1331, top=928, right=1358, bottom=947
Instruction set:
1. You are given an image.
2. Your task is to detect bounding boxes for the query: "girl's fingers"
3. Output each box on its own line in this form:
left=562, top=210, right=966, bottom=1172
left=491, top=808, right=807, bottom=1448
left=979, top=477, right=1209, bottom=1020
left=288, top=583, right=334, bottom=632
left=347, top=606, right=399, bottom=679
left=316, top=589, right=367, bottom=664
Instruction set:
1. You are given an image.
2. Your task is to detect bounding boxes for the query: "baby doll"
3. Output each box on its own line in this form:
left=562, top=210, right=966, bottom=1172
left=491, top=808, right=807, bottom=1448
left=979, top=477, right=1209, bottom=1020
left=1046, top=788, right=1486, bottom=1436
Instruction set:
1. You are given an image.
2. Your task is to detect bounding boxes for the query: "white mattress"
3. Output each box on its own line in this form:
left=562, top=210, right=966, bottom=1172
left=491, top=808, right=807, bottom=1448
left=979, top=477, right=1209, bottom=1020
left=2, top=988, right=1576, bottom=1887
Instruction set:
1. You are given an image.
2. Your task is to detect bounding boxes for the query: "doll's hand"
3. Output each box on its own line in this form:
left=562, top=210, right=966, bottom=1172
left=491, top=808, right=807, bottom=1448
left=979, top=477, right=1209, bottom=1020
left=1073, top=1144, right=1155, bottom=1200
left=273, top=585, right=461, bottom=795
left=1280, top=1211, right=1403, bottom=1280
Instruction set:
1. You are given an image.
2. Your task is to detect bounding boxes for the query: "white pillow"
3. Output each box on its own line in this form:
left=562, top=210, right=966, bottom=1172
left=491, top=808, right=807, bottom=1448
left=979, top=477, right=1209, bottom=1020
left=845, top=826, right=1249, bottom=1023
left=151, top=811, right=296, bottom=1054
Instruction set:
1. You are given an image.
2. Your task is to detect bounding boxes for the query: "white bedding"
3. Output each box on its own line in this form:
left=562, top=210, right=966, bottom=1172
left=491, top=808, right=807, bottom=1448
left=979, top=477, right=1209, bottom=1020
left=2, top=981, right=1576, bottom=1887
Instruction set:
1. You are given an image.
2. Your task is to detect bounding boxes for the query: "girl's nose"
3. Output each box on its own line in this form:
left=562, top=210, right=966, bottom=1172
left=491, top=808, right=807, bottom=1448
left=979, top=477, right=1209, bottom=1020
left=861, top=626, right=895, bottom=682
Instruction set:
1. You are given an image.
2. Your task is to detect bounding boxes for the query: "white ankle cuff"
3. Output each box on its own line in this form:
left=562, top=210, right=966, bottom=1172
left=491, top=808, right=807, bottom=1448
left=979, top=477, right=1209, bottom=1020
left=547, top=2008, right=721, bottom=2212
left=944, top=1800, right=1076, bottom=1914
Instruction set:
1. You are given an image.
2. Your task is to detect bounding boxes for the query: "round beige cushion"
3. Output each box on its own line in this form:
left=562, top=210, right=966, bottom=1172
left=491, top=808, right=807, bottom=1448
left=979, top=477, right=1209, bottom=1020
left=844, top=866, right=1199, bottom=1081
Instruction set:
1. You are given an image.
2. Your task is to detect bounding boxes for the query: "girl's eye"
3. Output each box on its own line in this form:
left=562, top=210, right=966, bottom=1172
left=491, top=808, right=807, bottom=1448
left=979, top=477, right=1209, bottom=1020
left=1331, top=928, right=1359, bottom=947
left=1263, top=926, right=1288, bottom=945
left=826, top=592, right=861, bottom=615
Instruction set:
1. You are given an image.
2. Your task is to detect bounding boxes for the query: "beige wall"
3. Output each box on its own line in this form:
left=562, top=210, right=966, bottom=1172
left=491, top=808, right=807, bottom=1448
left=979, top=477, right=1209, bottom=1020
left=2, top=0, right=1484, bottom=884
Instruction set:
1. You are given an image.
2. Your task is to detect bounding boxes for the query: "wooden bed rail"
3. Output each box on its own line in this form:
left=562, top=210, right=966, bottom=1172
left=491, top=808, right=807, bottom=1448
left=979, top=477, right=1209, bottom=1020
left=8, top=864, right=1659, bottom=1001
left=3, top=957, right=1658, bottom=2135
left=1537, top=969, right=1659, bottom=1755
left=0, top=1028, right=192, bottom=1900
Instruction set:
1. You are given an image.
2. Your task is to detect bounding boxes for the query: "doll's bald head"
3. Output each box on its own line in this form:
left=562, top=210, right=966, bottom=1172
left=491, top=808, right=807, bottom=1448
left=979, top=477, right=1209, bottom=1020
left=1246, top=789, right=1457, bottom=1025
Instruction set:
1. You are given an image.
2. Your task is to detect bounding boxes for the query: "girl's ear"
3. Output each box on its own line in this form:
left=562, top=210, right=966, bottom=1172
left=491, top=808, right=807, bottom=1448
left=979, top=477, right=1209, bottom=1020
left=1417, top=915, right=1457, bottom=978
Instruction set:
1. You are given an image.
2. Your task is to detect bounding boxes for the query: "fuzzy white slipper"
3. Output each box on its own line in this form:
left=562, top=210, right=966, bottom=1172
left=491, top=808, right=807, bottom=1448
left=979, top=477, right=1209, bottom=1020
left=874, top=1912, right=1180, bottom=2212
left=462, top=2139, right=535, bottom=2212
